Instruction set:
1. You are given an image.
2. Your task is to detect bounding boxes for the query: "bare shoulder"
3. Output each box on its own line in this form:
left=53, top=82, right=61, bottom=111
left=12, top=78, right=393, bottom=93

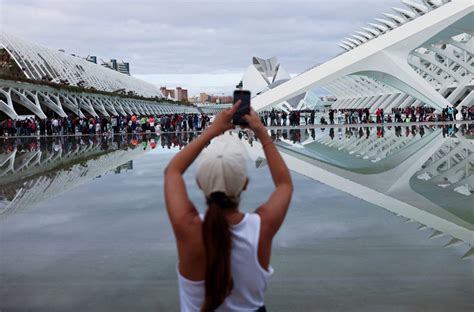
left=175, top=210, right=203, bottom=242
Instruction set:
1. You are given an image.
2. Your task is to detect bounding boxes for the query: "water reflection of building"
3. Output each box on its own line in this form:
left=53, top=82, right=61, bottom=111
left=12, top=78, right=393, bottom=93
left=294, top=126, right=439, bottom=173
left=2, top=127, right=472, bottom=260
left=411, top=132, right=473, bottom=230
left=0, top=132, right=204, bottom=216
left=416, top=136, right=473, bottom=194
left=249, top=125, right=473, bottom=260
left=0, top=135, right=153, bottom=216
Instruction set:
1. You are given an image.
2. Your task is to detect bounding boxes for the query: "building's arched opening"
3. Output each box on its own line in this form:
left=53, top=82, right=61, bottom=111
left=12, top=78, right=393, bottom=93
left=11, top=98, right=37, bottom=117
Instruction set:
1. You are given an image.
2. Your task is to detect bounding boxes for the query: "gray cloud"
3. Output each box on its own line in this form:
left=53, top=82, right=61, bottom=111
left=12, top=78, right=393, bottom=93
left=2, top=0, right=404, bottom=75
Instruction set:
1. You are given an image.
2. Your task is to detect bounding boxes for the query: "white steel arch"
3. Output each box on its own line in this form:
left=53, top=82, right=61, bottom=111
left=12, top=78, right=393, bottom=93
left=0, top=79, right=199, bottom=119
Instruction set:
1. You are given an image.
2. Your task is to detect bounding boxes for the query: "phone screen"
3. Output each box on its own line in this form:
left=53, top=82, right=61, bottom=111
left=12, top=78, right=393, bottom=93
left=233, top=90, right=251, bottom=125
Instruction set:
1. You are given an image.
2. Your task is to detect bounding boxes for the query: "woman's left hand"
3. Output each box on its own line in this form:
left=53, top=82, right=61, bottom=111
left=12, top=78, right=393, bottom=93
left=209, top=100, right=241, bottom=135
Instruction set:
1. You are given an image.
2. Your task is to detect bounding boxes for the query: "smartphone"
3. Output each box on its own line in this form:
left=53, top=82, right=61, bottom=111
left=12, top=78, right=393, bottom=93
left=233, top=90, right=251, bottom=125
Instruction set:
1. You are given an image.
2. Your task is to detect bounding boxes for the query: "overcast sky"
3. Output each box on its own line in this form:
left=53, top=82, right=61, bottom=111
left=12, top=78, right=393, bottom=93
left=1, top=0, right=404, bottom=95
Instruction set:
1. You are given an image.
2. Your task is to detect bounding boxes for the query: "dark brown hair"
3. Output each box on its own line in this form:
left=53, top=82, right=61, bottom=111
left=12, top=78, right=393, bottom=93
left=201, top=192, right=237, bottom=312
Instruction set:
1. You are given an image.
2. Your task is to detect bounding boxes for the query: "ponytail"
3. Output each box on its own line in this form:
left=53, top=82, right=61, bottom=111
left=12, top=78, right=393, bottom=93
left=201, top=192, right=237, bottom=312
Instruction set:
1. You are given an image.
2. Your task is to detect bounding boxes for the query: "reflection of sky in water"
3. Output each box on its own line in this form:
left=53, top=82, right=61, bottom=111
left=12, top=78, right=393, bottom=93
left=0, top=126, right=473, bottom=311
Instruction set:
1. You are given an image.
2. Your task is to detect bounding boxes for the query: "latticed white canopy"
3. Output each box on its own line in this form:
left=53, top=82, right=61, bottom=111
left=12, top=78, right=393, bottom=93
left=0, top=33, right=162, bottom=98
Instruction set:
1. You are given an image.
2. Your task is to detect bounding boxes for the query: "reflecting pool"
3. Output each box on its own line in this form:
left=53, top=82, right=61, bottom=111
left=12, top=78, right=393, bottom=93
left=1, top=124, right=473, bottom=311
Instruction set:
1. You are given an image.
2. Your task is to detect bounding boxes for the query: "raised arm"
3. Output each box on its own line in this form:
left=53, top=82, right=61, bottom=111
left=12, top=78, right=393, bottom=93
left=243, top=109, right=293, bottom=239
left=164, top=103, right=239, bottom=240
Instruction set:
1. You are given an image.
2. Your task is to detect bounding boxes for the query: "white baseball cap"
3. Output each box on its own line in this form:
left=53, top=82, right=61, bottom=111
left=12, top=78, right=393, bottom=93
left=196, top=134, right=248, bottom=198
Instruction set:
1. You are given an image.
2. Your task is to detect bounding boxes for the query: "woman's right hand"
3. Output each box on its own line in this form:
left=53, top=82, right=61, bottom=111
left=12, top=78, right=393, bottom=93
left=208, top=101, right=240, bottom=135
left=242, top=109, right=265, bottom=135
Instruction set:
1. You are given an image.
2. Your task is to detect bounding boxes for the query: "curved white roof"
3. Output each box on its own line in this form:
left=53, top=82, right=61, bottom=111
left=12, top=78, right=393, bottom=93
left=0, top=33, right=163, bottom=98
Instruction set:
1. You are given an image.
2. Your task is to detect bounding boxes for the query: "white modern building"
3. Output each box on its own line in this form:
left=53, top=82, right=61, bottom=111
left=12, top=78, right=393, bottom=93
left=0, top=33, right=198, bottom=118
left=251, top=0, right=473, bottom=113
left=0, top=33, right=160, bottom=97
left=241, top=56, right=291, bottom=96
left=241, top=56, right=325, bottom=111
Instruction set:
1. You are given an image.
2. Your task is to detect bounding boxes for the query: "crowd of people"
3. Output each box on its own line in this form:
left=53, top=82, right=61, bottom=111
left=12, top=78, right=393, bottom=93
left=260, top=104, right=474, bottom=127
left=0, top=113, right=212, bottom=137
left=259, top=110, right=316, bottom=126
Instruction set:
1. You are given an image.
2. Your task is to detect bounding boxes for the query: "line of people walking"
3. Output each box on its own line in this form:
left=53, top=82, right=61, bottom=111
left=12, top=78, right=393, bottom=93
left=0, top=113, right=212, bottom=137
left=259, top=104, right=474, bottom=127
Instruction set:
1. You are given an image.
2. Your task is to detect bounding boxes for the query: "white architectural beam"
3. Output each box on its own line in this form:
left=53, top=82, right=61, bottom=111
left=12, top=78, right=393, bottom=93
left=0, top=88, right=18, bottom=119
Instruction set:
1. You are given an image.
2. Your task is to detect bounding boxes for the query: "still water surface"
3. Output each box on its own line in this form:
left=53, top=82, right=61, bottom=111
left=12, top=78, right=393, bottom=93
left=1, top=124, right=473, bottom=311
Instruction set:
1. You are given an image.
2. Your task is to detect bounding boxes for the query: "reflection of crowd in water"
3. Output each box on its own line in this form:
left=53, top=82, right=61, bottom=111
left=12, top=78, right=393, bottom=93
left=1, top=123, right=473, bottom=158
left=246, top=123, right=474, bottom=146
left=0, top=131, right=215, bottom=157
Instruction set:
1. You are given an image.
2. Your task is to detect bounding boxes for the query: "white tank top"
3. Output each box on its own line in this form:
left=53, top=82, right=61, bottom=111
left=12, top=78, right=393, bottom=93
left=177, top=212, right=274, bottom=312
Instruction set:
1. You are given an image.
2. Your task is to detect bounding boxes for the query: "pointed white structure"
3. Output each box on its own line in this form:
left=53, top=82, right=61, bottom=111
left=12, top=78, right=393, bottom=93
left=392, top=7, right=417, bottom=19
left=273, top=65, right=291, bottom=85
left=402, top=0, right=429, bottom=15
left=374, top=18, right=397, bottom=29
left=241, top=56, right=291, bottom=96
left=356, top=31, right=374, bottom=40
left=362, top=27, right=381, bottom=37
left=382, top=12, right=407, bottom=25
